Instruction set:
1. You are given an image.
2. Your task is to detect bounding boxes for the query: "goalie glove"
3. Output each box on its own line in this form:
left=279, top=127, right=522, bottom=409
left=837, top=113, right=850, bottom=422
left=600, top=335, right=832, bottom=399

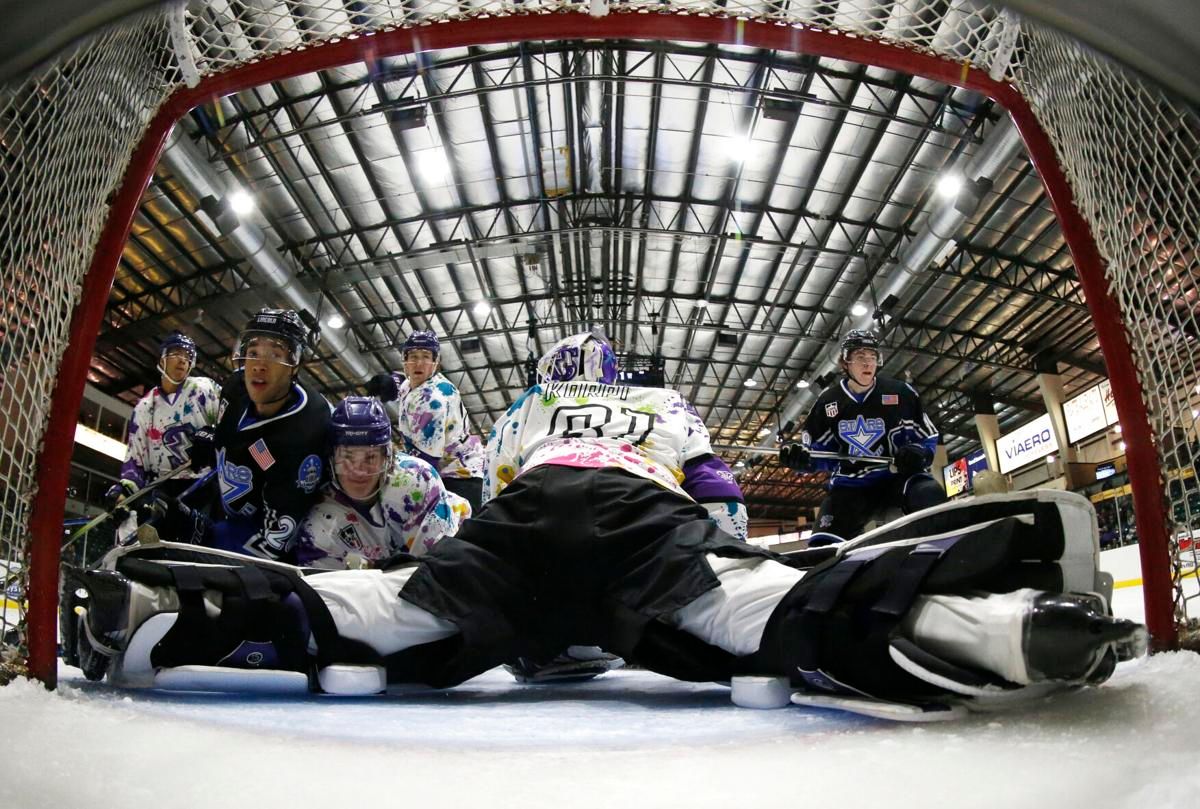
left=365, top=372, right=401, bottom=403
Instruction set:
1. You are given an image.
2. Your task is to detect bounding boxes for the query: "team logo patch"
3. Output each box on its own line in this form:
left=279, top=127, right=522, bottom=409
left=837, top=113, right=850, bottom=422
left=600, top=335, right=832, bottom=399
left=249, top=438, right=275, bottom=470
left=297, top=454, right=322, bottom=493
left=881, top=394, right=899, bottom=405
left=824, top=403, right=838, bottom=418
left=837, top=415, right=886, bottom=456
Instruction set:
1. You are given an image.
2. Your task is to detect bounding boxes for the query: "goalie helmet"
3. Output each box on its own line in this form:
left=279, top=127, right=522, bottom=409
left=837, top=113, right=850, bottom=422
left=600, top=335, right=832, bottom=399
left=159, top=331, right=197, bottom=362
left=840, top=329, right=883, bottom=364
left=234, top=308, right=311, bottom=368
left=330, top=396, right=392, bottom=498
left=537, top=332, right=619, bottom=385
left=402, top=329, right=440, bottom=358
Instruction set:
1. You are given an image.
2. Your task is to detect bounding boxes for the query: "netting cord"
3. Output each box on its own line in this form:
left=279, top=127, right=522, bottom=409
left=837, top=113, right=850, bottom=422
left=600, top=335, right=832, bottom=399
left=23, top=10, right=1178, bottom=685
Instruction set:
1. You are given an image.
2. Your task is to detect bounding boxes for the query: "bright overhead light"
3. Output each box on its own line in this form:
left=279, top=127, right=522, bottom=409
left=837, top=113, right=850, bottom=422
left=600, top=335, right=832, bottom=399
left=936, top=173, right=964, bottom=199
left=756, top=427, right=771, bottom=438
left=1113, top=424, right=1123, bottom=434
left=796, top=379, right=810, bottom=389
left=472, top=301, right=491, bottom=318
left=417, top=149, right=451, bottom=182
left=735, top=460, right=746, bottom=468
left=324, top=313, right=346, bottom=329
left=725, top=135, right=756, bottom=162
left=74, top=423, right=126, bottom=461
left=1118, top=440, right=1127, bottom=452
left=228, top=189, right=255, bottom=215
left=743, top=378, right=758, bottom=388
left=1046, top=454, right=1056, bottom=465
left=850, top=303, right=869, bottom=317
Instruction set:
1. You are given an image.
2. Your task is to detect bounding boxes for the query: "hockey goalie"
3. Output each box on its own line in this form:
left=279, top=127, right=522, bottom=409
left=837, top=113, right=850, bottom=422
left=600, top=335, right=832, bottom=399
left=61, top=332, right=1146, bottom=720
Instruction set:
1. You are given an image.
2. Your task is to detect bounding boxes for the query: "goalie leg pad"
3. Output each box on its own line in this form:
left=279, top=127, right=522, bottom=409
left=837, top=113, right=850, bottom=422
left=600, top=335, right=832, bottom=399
left=753, top=504, right=1106, bottom=704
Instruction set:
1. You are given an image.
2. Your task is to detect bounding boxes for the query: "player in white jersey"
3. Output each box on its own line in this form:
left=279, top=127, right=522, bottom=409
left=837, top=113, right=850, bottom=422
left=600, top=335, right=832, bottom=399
left=68, top=333, right=1146, bottom=720
left=108, top=331, right=220, bottom=507
left=294, top=396, right=470, bottom=569
left=366, top=330, right=486, bottom=512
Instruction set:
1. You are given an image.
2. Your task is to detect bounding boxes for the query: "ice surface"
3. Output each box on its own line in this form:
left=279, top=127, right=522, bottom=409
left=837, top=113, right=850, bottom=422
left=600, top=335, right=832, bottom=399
left=4, top=547, right=1199, bottom=809
left=2, top=654, right=1200, bottom=809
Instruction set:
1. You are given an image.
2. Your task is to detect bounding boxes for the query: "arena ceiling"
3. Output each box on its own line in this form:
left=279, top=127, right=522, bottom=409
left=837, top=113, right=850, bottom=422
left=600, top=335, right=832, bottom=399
left=88, top=17, right=1115, bottom=522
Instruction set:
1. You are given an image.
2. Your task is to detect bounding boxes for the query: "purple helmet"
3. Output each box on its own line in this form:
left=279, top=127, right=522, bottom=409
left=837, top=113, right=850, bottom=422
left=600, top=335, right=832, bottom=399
left=159, top=331, right=197, bottom=362
left=402, top=330, right=440, bottom=358
left=536, top=332, right=619, bottom=385
left=331, top=396, right=392, bottom=447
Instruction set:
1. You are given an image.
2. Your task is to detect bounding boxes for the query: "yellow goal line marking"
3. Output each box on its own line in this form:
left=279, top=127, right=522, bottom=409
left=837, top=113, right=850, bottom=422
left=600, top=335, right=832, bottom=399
left=1113, top=567, right=1200, bottom=590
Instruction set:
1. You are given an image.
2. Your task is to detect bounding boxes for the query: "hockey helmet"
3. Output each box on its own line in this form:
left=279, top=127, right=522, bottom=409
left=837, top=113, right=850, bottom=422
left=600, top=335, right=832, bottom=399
left=159, top=331, right=197, bottom=362
left=402, top=330, right=440, bottom=359
left=840, top=329, right=883, bottom=365
left=330, top=395, right=392, bottom=497
left=234, top=308, right=311, bottom=368
left=331, top=396, right=392, bottom=447
left=536, top=332, right=619, bottom=385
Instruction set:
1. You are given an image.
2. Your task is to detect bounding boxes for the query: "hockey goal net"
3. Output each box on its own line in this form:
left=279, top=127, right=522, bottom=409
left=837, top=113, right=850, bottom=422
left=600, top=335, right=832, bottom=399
left=1, top=0, right=1197, bottom=686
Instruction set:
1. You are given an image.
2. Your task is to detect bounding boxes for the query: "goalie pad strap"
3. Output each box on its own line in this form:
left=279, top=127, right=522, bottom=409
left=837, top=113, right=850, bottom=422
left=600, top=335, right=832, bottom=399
left=757, top=516, right=1041, bottom=702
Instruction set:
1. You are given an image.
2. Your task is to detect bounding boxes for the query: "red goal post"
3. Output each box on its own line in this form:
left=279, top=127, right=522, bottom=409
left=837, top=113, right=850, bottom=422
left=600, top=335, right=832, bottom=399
left=2, top=1, right=1196, bottom=687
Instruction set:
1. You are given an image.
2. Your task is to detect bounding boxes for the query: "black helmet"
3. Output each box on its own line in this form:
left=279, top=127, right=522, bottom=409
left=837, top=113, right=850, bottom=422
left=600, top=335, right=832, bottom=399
left=840, top=329, right=883, bottom=364
left=234, top=308, right=312, bottom=368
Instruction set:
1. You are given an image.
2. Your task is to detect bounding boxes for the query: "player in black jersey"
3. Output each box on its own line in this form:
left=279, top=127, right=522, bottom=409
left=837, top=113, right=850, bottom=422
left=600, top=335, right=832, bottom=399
left=178, top=308, right=331, bottom=561
left=780, top=329, right=946, bottom=540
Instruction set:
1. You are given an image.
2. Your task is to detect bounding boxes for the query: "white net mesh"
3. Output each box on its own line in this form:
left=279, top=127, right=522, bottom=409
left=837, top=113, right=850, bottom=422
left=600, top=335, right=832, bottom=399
left=1, top=0, right=1198, bottom=680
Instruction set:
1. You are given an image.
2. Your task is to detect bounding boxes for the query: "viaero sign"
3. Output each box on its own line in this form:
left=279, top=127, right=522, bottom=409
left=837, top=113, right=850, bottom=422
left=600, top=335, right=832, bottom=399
left=996, top=413, right=1058, bottom=474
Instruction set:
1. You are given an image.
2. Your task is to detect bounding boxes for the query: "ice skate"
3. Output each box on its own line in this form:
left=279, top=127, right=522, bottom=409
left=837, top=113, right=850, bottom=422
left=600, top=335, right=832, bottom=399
left=505, top=646, right=625, bottom=684
left=59, top=567, right=136, bottom=682
left=1021, top=592, right=1147, bottom=685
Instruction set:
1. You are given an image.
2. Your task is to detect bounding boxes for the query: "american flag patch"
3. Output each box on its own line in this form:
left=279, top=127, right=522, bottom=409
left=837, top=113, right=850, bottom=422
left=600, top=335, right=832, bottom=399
left=882, top=394, right=899, bottom=405
left=249, top=438, right=275, bottom=470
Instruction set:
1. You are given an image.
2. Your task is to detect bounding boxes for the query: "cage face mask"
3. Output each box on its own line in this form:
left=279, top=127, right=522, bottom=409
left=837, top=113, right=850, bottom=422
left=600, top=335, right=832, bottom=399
left=536, top=333, right=619, bottom=385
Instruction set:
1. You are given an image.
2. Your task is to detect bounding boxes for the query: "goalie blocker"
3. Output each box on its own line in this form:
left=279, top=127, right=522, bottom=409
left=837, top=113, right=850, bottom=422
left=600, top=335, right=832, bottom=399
left=60, top=490, right=1145, bottom=716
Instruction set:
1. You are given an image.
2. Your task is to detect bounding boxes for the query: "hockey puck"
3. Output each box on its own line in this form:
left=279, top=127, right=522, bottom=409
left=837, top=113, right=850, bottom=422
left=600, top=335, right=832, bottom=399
left=730, top=675, right=792, bottom=709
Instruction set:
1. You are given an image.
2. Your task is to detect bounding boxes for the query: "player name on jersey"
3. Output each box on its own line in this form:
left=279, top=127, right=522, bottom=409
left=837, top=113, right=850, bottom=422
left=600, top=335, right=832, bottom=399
left=544, top=381, right=630, bottom=401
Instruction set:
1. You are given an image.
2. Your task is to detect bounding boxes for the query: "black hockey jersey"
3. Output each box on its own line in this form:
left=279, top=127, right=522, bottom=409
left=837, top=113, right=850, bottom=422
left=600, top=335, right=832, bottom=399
left=209, top=371, right=332, bottom=560
left=802, top=374, right=938, bottom=488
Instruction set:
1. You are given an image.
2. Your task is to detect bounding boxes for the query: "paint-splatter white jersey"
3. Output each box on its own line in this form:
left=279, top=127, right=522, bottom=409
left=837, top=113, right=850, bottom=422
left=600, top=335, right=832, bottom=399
left=295, top=456, right=470, bottom=569
left=120, top=376, right=221, bottom=487
left=396, top=372, right=485, bottom=480
left=485, top=381, right=713, bottom=503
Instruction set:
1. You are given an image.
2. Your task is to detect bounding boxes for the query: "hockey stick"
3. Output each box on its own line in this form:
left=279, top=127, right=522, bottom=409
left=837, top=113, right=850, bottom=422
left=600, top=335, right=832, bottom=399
left=63, top=463, right=195, bottom=551
left=711, top=444, right=893, bottom=466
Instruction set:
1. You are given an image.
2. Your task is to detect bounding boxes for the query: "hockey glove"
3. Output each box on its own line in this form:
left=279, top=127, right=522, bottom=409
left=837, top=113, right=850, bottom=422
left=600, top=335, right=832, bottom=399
left=104, top=479, right=138, bottom=506
left=779, top=443, right=812, bottom=472
left=893, top=443, right=932, bottom=476
left=365, top=372, right=400, bottom=402
left=187, top=427, right=217, bottom=472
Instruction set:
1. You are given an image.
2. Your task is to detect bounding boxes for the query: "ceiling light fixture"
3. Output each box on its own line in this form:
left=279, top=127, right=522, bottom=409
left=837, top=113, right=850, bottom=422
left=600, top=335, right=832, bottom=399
left=325, top=313, right=346, bottom=329
left=228, top=189, right=255, bottom=215
left=936, top=173, right=964, bottom=199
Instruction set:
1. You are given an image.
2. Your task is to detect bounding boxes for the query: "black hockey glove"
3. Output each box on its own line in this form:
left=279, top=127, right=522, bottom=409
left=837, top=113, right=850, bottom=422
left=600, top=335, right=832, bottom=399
left=365, top=372, right=400, bottom=403
left=893, top=443, right=932, bottom=476
left=779, top=443, right=812, bottom=472
left=187, top=427, right=217, bottom=472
